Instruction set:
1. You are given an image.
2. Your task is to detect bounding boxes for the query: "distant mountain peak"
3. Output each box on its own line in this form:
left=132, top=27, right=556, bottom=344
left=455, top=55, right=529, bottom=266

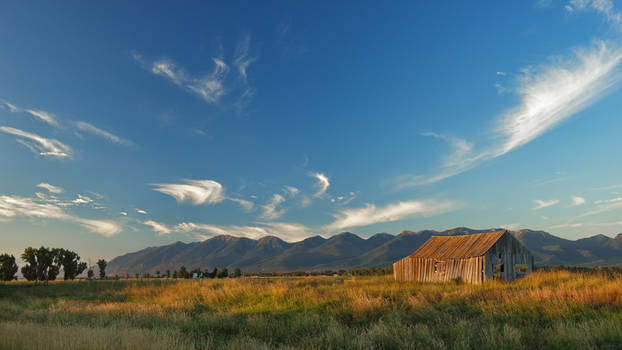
left=107, top=227, right=622, bottom=275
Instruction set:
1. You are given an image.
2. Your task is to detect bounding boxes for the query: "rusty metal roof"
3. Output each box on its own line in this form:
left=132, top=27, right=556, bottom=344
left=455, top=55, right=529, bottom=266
left=410, top=230, right=507, bottom=259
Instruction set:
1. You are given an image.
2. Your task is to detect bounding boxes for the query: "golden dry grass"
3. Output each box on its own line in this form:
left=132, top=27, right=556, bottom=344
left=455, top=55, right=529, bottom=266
left=0, top=270, right=621, bottom=349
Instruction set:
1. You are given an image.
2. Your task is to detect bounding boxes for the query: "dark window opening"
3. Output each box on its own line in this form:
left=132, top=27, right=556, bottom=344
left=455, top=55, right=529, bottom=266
left=515, top=264, right=528, bottom=274
left=434, top=262, right=438, bottom=273
left=493, top=264, right=504, bottom=273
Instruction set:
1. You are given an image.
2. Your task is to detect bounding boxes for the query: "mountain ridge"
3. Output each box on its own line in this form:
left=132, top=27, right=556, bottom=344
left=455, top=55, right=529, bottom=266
left=107, top=228, right=622, bottom=275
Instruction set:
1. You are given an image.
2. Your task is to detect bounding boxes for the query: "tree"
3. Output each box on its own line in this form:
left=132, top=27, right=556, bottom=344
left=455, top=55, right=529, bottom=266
left=156, top=271, right=161, bottom=278
left=219, top=268, right=228, bottom=278
left=166, top=270, right=171, bottom=278
left=178, top=265, right=189, bottom=279
left=87, top=269, right=94, bottom=279
left=21, top=247, right=57, bottom=285
left=53, top=249, right=87, bottom=280
left=211, top=268, right=219, bottom=279
left=96, top=259, right=107, bottom=279
left=0, top=254, right=18, bottom=281
left=233, top=268, right=242, bottom=278
left=172, top=270, right=178, bottom=279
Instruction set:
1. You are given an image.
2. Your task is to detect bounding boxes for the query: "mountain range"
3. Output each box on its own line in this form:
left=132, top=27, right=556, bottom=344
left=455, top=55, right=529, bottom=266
left=107, top=228, right=622, bottom=275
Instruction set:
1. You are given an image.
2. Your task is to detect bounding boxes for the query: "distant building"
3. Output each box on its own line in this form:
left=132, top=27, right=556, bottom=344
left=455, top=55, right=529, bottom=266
left=393, top=230, right=534, bottom=283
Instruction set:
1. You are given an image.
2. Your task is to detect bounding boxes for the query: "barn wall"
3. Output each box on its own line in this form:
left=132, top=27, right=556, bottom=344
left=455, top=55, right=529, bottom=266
left=483, top=232, right=534, bottom=281
left=393, top=256, right=485, bottom=283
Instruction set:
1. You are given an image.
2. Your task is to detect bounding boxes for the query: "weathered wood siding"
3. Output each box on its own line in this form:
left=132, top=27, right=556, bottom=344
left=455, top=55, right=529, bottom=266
left=483, top=231, right=534, bottom=281
left=393, top=256, right=485, bottom=283
left=393, top=231, right=534, bottom=283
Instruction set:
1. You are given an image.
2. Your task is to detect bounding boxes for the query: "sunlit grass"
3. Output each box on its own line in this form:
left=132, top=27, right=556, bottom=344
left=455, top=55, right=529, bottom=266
left=1, top=270, right=621, bottom=349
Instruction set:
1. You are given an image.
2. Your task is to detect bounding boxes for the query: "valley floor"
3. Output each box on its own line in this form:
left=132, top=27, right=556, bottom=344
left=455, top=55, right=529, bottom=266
left=0, top=271, right=621, bottom=349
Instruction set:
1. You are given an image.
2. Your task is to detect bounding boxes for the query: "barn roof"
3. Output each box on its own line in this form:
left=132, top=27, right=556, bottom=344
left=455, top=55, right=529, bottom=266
left=410, top=230, right=507, bottom=259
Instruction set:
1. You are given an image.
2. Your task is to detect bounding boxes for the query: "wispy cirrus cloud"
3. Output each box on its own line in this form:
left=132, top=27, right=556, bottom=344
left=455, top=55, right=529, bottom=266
left=579, top=199, right=622, bottom=217
left=311, top=172, right=330, bottom=198
left=36, top=183, right=63, bottom=194
left=144, top=220, right=312, bottom=242
left=567, top=0, right=622, bottom=29
left=24, top=109, right=59, bottom=127
left=533, top=199, right=560, bottom=210
left=0, top=194, right=121, bottom=236
left=325, top=199, right=459, bottom=231
left=133, top=36, right=256, bottom=107
left=150, top=179, right=252, bottom=211
left=75, top=121, right=132, bottom=146
left=394, top=41, right=622, bottom=187
left=147, top=56, right=229, bottom=103
left=260, top=194, right=286, bottom=220
left=228, top=197, right=254, bottom=212
left=0, top=126, right=73, bottom=158
left=143, top=220, right=172, bottom=235
left=151, top=179, right=225, bottom=205
left=72, top=194, right=93, bottom=205
left=1, top=100, right=19, bottom=112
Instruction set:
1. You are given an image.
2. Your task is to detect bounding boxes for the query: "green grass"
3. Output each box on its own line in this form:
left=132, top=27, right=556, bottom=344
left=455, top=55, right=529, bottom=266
left=1, top=271, right=621, bottom=349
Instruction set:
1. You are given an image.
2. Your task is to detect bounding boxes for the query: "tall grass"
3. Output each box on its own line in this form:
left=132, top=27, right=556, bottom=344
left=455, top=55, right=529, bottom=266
left=1, top=270, right=621, bottom=349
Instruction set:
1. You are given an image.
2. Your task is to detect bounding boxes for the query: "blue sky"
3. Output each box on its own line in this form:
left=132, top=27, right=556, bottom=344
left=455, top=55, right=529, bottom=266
left=2, top=1, right=622, bottom=262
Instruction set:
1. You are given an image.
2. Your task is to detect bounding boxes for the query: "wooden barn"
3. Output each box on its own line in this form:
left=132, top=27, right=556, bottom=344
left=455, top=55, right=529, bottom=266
left=393, top=230, right=534, bottom=283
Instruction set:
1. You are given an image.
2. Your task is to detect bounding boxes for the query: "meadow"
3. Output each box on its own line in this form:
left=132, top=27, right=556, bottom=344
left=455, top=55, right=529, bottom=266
left=1, top=270, right=621, bottom=349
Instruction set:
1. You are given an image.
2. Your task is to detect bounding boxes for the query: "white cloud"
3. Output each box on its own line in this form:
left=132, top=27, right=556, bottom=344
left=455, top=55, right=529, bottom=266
left=579, top=200, right=622, bottom=217
left=593, top=184, right=622, bottom=190
left=24, top=109, right=59, bottom=127
left=151, top=60, right=185, bottom=85
left=0, top=126, right=72, bottom=158
left=283, top=186, right=300, bottom=198
left=311, top=172, right=330, bottom=197
left=395, top=41, right=622, bottom=187
left=568, top=0, right=622, bottom=29
left=261, top=194, right=286, bottom=219
left=143, top=220, right=172, bottom=235
left=0, top=194, right=121, bottom=236
left=186, top=58, right=229, bottom=104
left=570, top=196, right=586, bottom=206
left=234, top=33, right=257, bottom=82
left=153, top=220, right=313, bottom=242
left=36, top=183, right=63, bottom=194
left=135, top=208, right=147, bottom=215
left=72, top=194, right=93, bottom=205
left=594, top=197, right=622, bottom=204
left=151, top=179, right=225, bottom=205
left=135, top=37, right=256, bottom=108
left=326, top=199, right=459, bottom=231
left=146, top=56, right=229, bottom=104
left=74, top=121, right=132, bottom=146
left=499, top=223, right=520, bottom=230
left=533, top=199, right=560, bottom=210
left=421, top=132, right=474, bottom=168
left=2, top=101, right=19, bottom=112
left=550, top=222, right=584, bottom=229
left=228, top=197, right=254, bottom=211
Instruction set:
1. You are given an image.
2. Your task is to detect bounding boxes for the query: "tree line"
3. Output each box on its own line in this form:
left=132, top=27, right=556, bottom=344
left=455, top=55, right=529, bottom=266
left=130, top=265, right=242, bottom=279
left=0, top=247, right=108, bottom=284
left=245, top=267, right=393, bottom=277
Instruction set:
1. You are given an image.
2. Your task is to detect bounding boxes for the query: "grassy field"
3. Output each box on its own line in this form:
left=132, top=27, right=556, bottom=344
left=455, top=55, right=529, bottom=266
left=1, top=270, right=621, bottom=349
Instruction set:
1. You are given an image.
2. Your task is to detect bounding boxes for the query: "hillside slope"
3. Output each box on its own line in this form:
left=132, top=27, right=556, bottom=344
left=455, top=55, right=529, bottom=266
left=107, top=228, right=622, bottom=274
